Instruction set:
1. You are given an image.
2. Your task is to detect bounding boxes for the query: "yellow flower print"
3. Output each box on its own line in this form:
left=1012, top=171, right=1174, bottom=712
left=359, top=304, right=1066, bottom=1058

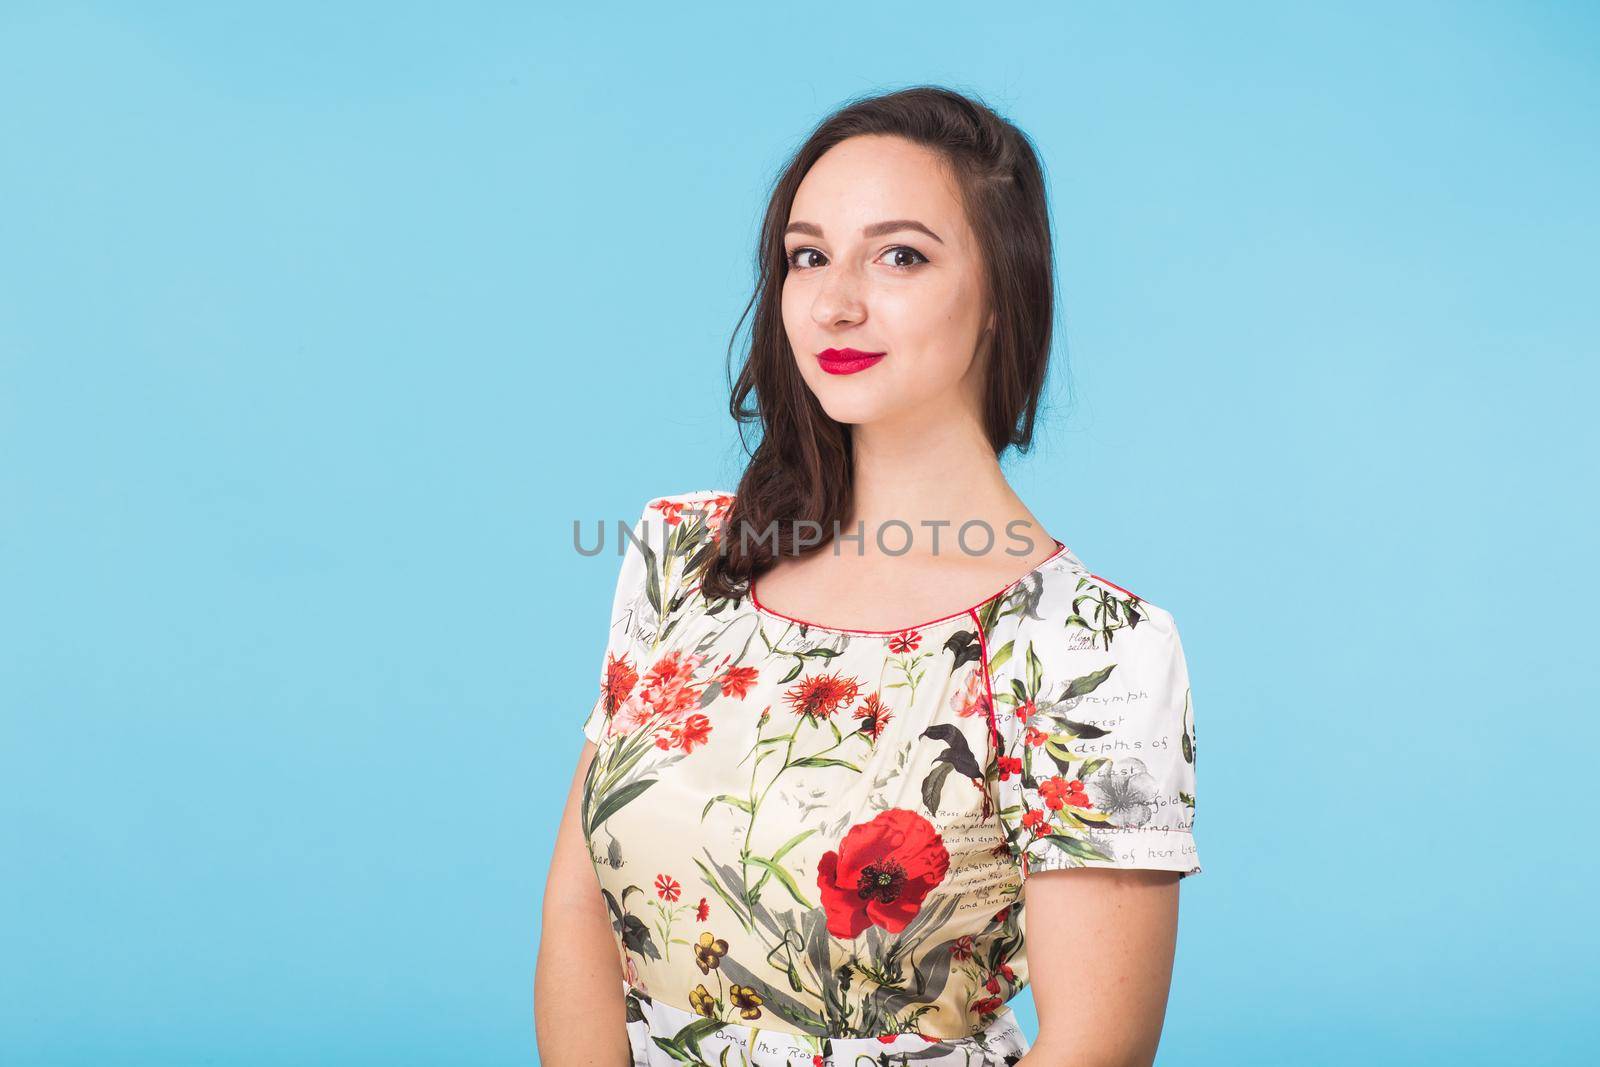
left=688, top=983, right=717, bottom=1018
left=728, top=983, right=764, bottom=1020
left=694, top=931, right=729, bottom=974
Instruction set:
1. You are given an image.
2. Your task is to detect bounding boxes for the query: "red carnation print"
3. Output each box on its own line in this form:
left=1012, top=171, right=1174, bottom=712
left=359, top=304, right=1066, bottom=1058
left=696, top=897, right=709, bottom=922
left=948, top=666, right=990, bottom=721
left=815, top=809, right=950, bottom=938
left=665, top=712, right=713, bottom=753
left=996, top=754, right=1022, bottom=781
left=970, top=996, right=1002, bottom=1015
left=784, top=671, right=862, bottom=721
left=650, top=499, right=687, bottom=526
left=852, top=691, right=892, bottom=740
left=655, top=873, right=681, bottom=901
left=601, top=652, right=639, bottom=714
left=720, top=665, right=759, bottom=700
left=1040, top=775, right=1091, bottom=810
left=704, top=494, right=733, bottom=538
left=655, top=494, right=732, bottom=538
left=888, top=629, right=921, bottom=654
left=640, top=650, right=705, bottom=718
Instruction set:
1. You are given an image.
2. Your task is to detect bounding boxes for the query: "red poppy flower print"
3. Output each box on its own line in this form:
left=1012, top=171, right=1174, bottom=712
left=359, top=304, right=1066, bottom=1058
left=784, top=671, right=862, bottom=721
left=815, top=809, right=950, bottom=938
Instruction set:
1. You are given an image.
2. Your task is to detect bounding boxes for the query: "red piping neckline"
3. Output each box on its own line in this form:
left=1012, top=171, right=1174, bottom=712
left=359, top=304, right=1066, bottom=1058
left=967, top=606, right=1002, bottom=772
left=1088, top=573, right=1140, bottom=600
left=746, top=539, right=1069, bottom=637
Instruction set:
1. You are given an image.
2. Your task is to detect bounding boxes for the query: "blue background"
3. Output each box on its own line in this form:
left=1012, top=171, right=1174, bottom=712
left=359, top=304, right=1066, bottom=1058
left=3, top=3, right=1595, bottom=1064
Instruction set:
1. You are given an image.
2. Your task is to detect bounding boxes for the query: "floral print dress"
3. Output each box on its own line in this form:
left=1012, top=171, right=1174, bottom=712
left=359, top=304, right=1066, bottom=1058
left=578, top=489, right=1201, bottom=1066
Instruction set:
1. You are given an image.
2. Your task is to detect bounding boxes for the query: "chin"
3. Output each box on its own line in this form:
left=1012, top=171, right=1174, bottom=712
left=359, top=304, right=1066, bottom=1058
left=815, top=396, right=911, bottom=428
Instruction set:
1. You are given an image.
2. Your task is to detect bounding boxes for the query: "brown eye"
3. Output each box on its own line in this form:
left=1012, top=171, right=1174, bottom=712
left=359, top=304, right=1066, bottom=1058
left=881, top=245, right=929, bottom=270
left=786, top=247, right=825, bottom=270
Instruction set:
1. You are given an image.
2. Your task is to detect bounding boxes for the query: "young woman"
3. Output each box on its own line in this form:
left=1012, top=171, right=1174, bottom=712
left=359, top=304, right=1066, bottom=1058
left=537, top=86, right=1202, bottom=1067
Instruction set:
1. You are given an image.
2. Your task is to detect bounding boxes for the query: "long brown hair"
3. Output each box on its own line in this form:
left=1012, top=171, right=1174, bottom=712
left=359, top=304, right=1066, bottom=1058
left=700, top=85, right=1059, bottom=601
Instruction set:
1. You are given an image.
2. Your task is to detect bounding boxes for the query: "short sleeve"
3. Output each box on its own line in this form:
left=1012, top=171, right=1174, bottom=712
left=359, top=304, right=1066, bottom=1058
left=580, top=500, right=655, bottom=746
left=989, top=592, right=1201, bottom=880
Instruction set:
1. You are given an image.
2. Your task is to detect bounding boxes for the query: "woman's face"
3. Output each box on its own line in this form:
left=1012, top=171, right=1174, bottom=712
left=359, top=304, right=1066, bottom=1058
left=781, top=134, right=993, bottom=430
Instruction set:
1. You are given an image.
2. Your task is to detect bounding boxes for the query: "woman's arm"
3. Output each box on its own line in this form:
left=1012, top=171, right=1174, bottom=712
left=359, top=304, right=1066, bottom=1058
left=534, top=741, right=632, bottom=1067
left=1019, top=868, right=1182, bottom=1067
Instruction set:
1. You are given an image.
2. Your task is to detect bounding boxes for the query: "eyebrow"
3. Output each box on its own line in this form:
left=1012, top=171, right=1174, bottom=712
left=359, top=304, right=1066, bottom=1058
left=784, top=219, right=944, bottom=244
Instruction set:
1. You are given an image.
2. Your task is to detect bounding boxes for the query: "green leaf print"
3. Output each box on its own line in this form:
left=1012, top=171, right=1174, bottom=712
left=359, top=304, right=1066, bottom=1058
left=641, top=538, right=663, bottom=619
left=1059, top=662, right=1115, bottom=700
left=649, top=1015, right=727, bottom=1064
left=1069, top=579, right=1143, bottom=649
left=1042, top=738, right=1077, bottom=773
left=745, top=855, right=814, bottom=909
left=943, top=628, right=984, bottom=670
left=766, top=827, right=817, bottom=864
left=586, top=777, right=656, bottom=836
left=1041, top=832, right=1116, bottom=863
left=1052, top=716, right=1109, bottom=739
left=1025, top=643, right=1043, bottom=697
left=694, top=852, right=753, bottom=933
left=1182, top=688, right=1196, bottom=765
left=788, top=755, right=862, bottom=771
left=920, top=760, right=954, bottom=814
left=700, top=793, right=754, bottom=820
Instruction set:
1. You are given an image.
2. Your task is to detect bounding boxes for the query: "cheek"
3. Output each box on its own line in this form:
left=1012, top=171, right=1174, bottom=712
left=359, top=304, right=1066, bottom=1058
left=876, top=287, right=977, bottom=382
left=887, top=341, right=975, bottom=397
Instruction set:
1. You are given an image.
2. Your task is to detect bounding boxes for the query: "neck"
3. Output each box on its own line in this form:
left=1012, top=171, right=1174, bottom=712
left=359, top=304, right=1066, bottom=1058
left=846, top=413, right=1046, bottom=561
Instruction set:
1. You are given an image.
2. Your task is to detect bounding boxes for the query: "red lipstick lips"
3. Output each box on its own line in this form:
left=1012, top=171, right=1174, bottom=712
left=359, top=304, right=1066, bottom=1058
left=816, top=348, right=886, bottom=375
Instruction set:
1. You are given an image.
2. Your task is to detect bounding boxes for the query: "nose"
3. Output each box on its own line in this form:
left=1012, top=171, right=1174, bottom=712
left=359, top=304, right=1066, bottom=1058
left=810, top=262, right=866, bottom=328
